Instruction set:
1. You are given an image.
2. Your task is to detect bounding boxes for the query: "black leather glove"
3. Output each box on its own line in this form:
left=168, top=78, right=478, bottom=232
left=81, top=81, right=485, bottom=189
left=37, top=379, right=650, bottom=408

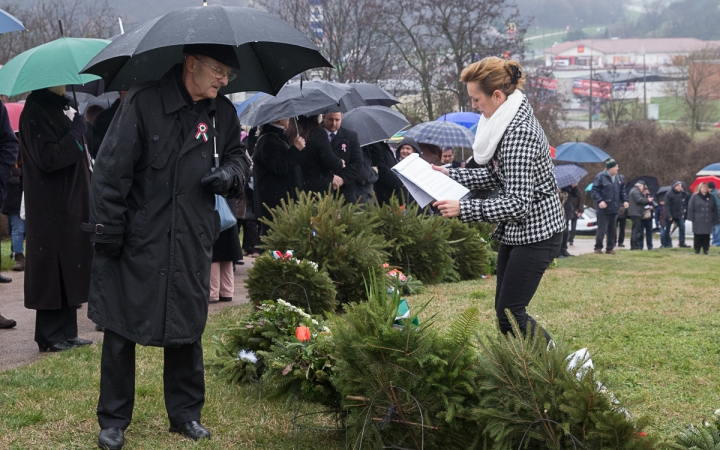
left=68, top=114, right=87, bottom=141
left=201, top=165, right=240, bottom=196
left=93, top=241, right=123, bottom=258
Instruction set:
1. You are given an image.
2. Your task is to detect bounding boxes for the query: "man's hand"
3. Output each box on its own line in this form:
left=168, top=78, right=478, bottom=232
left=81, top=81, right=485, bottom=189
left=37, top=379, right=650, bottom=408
left=332, top=175, right=344, bottom=188
left=201, top=165, right=238, bottom=195
left=68, top=114, right=87, bottom=142
left=433, top=199, right=460, bottom=217
left=293, top=135, right=306, bottom=151
left=598, top=201, right=607, bottom=209
left=623, top=202, right=629, bottom=209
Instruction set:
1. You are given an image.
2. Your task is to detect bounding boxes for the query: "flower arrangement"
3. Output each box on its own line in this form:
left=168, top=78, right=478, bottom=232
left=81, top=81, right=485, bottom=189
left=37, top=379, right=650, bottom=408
left=383, top=263, right=424, bottom=295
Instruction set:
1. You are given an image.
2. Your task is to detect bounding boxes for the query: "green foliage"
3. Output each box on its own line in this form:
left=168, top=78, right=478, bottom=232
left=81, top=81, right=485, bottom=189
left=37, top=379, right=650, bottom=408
left=470, top=315, right=656, bottom=450
left=208, top=300, right=325, bottom=385
left=671, top=420, right=720, bottom=450
left=444, top=218, right=490, bottom=280
left=368, top=197, right=455, bottom=284
left=245, top=252, right=337, bottom=315
left=260, top=191, right=388, bottom=304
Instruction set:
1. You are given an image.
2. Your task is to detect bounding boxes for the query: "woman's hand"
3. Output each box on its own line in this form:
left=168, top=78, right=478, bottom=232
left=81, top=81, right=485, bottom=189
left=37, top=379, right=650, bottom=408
left=431, top=164, right=449, bottom=176
left=294, top=135, right=306, bottom=151
left=433, top=199, right=460, bottom=217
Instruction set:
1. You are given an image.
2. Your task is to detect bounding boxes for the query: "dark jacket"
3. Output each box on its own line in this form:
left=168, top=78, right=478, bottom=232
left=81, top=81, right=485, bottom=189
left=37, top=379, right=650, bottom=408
left=86, top=66, right=249, bottom=346
left=687, top=192, right=718, bottom=235
left=561, top=185, right=579, bottom=220
left=330, top=126, right=362, bottom=203
left=91, top=98, right=120, bottom=158
left=253, top=124, right=303, bottom=222
left=20, top=89, right=93, bottom=310
left=298, top=127, right=343, bottom=194
left=1, top=157, right=22, bottom=215
left=627, top=186, right=651, bottom=218
left=368, top=141, right=403, bottom=206
left=665, top=188, right=685, bottom=220
left=591, top=171, right=627, bottom=215
left=355, top=144, right=379, bottom=187
left=0, top=101, right=19, bottom=209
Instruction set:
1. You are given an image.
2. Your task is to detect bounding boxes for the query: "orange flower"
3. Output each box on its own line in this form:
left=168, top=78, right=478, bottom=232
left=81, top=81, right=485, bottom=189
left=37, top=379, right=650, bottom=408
left=383, top=263, right=390, bottom=268
left=295, top=326, right=311, bottom=342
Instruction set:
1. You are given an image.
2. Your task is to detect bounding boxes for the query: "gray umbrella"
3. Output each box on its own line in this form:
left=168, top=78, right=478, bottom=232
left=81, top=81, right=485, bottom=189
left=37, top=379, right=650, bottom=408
left=553, top=164, right=588, bottom=188
left=342, top=106, right=409, bottom=147
left=81, top=5, right=331, bottom=95
left=238, top=81, right=366, bottom=126
left=403, top=120, right=475, bottom=148
left=348, top=82, right=400, bottom=107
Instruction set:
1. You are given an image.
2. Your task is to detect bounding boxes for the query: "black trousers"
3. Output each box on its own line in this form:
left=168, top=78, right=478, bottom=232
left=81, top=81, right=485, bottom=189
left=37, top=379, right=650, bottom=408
left=595, top=213, right=617, bottom=251
left=34, top=274, right=78, bottom=347
left=240, top=218, right=260, bottom=254
left=97, top=329, right=205, bottom=429
left=630, top=216, right=643, bottom=249
left=694, top=234, right=710, bottom=253
left=567, top=218, right=577, bottom=244
left=617, top=217, right=626, bottom=245
left=495, top=232, right=562, bottom=340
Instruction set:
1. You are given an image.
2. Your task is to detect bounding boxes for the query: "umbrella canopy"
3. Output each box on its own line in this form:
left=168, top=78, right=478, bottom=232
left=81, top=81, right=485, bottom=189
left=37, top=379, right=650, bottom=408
left=436, top=112, right=481, bottom=129
left=690, top=176, right=720, bottom=193
left=585, top=183, right=593, bottom=192
left=4, top=102, right=24, bottom=133
left=697, top=162, right=720, bottom=176
left=238, top=81, right=366, bottom=127
left=234, top=92, right=267, bottom=117
left=348, top=82, right=399, bottom=106
left=656, top=186, right=671, bottom=201
left=625, top=176, right=660, bottom=196
left=403, top=121, right=475, bottom=148
left=387, top=130, right=406, bottom=145
left=0, top=8, right=25, bottom=34
left=0, top=37, right=109, bottom=96
left=82, top=5, right=331, bottom=95
left=554, top=141, right=610, bottom=163
left=341, top=106, right=409, bottom=147
left=553, top=164, right=588, bottom=189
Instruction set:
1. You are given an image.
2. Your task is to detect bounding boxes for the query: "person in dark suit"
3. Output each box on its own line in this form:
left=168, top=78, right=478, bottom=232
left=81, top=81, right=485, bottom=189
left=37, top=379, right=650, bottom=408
left=368, top=141, right=403, bottom=206
left=296, top=115, right=344, bottom=195
left=323, top=111, right=362, bottom=203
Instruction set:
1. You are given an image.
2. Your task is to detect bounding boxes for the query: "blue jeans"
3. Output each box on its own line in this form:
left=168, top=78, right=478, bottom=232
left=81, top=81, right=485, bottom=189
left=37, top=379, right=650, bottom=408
left=8, top=213, right=25, bottom=254
left=677, top=219, right=686, bottom=246
left=712, top=223, right=720, bottom=247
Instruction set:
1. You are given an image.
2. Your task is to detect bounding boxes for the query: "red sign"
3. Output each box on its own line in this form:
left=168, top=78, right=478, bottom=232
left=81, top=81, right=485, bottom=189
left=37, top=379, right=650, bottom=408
left=577, top=45, right=585, bottom=53
left=573, top=79, right=612, bottom=91
left=572, top=87, right=611, bottom=99
left=534, top=77, right=558, bottom=90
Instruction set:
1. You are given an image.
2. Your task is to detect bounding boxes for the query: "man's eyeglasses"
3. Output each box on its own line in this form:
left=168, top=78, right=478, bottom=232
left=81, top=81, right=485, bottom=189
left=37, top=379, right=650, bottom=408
left=193, top=56, right=237, bottom=82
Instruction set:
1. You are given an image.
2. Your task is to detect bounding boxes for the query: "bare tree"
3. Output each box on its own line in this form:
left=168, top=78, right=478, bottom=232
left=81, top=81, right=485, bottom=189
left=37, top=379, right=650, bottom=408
left=0, top=0, right=118, bottom=65
left=524, top=65, right=567, bottom=146
left=598, top=66, right=644, bottom=128
left=666, top=46, right=720, bottom=137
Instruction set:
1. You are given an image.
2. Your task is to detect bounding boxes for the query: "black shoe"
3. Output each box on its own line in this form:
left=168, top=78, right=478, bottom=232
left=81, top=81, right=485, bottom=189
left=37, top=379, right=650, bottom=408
left=568, top=241, right=573, bottom=246
left=98, top=427, right=124, bottom=450
left=679, top=244, right=690, bottom=248
left=0, top=274, right=11, bottom=283
left=0, top=314, right=17, bottom=329
left=67, top=337, right=93, bottom=347
left=169, top=421, right=211, bottom=441
left=560, top=251, right=574, bottom=257
left=617, top=244, right=625, bottom=247
left=219, top=296, right=232, bottom=302
left=38, top=341, right=75, bottom=352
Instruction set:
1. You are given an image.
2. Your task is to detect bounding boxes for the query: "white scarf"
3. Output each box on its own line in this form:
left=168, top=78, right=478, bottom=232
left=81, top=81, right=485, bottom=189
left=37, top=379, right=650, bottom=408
left=472, top=90, right=524, bottom=165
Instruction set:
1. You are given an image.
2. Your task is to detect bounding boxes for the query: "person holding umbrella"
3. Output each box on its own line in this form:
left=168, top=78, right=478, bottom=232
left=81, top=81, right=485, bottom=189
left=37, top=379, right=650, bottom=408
left=431, top=57, right=564, bottom=342
left=83, top=45, right=249, bottom=449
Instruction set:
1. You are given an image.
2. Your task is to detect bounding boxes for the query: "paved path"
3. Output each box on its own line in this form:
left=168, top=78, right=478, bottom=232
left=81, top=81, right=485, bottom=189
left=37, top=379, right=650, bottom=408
left=0, top=259, right=252, bottom=372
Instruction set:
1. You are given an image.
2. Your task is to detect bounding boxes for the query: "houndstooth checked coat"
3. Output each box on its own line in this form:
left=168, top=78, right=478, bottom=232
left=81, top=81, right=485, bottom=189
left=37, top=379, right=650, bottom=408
left=448, top=97, right=564, bottom=245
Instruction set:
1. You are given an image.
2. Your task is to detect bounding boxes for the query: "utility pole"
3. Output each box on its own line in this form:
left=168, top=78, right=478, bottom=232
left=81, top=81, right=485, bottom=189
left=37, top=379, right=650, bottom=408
left=643, top=53, right=647, bottom=120
left=588, top=42, right=593, bottom=129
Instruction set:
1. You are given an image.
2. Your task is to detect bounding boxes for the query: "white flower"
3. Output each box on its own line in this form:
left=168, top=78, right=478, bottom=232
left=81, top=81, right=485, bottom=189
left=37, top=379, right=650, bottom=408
left=322, top=326, right=330, bottom=333
left=237, top=349, right=258, bottom=363
left=311, top=319, right=319, bottom=325
left=277, top=299, right=291, bottom=307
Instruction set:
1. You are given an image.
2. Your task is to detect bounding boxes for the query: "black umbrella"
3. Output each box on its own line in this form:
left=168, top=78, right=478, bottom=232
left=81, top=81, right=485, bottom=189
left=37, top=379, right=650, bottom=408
left=348, top=82, right=400, bottom=107
left=342, top=106, right=409, bottom=147
left=625, top=176, right=660, bottom=196
left=81, top=5, right=332, bottom=95
left=238, top=81, right=366, bottom=127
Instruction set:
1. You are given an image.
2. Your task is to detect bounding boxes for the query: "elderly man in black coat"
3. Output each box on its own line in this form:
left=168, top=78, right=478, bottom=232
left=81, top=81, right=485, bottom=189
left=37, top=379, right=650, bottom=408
left=19, top=86, right=94, bottom=350
left=323, top=111, right=362, bottom=203
left=0, top=101, right=19, bottom=329
left=83, top=44, right=249, bottom=450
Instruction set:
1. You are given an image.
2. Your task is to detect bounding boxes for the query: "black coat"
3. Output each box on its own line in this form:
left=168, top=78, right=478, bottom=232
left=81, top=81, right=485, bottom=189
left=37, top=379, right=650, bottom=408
left=368, top=141, right=403, bottom=206
left=1, top=159, right=22, bottom=215
left=687, top=192, right=718, bottom=235
left=298, top=127, right=343, bottom=194
left=20, top=89, right=93, bottom=310
left=561, top=185, right=579, bottom=220
left=665, top=188, right=685, bottom=220
left=91, top=98, right=120, bottom=158
left=329, top=126, right=362, bottom=203
left=355, top=144, right=379, bottom=187
left=0, top=101, right=19, bottom=210
left=252, top=124, right=304, bottom=222
left=86, top=67, right=250, bottom=346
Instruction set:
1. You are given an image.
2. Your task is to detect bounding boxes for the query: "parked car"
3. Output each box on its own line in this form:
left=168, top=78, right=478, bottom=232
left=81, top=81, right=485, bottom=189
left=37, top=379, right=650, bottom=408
left=576, top=206, right=598, bottom=234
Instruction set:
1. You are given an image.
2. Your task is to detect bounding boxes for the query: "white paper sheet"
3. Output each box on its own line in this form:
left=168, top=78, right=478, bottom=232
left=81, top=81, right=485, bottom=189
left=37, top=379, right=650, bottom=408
left=391, top=154, right=470, bottom=207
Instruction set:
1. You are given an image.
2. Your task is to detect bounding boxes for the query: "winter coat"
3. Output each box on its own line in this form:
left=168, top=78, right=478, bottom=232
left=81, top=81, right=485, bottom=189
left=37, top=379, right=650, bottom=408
left=368, top=141, right=403, bottom=206
left=665, top=188, right=685, bottom=220
left=561, top=185, right=579, bottom=220
left=1, top=159, right=22, bottom=215
left=20, top=89, right=93, bottom=310
left=710, top=188, right=720, bottom=220
left=0, top=101, right=19, bottom=210
left=687, top=192, right=718, bottom=235
left=329, top=126, right=362, bottom=203
left=91, top=98, right=120, bottom=158
left=627, top=186, right=651, bottom=218
left=297, top=126, right=344, bottom=195
left=355, top=144, right=379, bottom=187
left=85, top=66, right=249, bottom=346
left=252, top=124, right=304, bottom=222
left=591, top=171, right=627, bottom=215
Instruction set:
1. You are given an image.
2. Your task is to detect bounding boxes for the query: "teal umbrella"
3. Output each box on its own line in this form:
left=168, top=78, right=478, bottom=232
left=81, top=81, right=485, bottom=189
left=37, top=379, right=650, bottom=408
left=0, top=37, right=109, bottom=96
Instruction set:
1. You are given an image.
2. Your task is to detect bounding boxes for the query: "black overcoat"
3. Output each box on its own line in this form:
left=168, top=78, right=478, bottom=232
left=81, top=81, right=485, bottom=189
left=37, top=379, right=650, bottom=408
left=20, top=89, right=93, bottom=310
left=252, top=124, right=303, bottom=222
left=368, top=141, right=403, bottom=206
left=86, top=68, right=249, bottom=346
left=297, top=127, right=343, bottom=194
left=330, top=126, right=362, bottom=203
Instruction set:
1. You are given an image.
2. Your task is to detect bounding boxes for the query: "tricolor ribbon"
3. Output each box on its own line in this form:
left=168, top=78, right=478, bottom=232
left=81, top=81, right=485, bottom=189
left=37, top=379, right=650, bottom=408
left=195, top=123, right=209, bottom=142
left=272, top=250, right=294, bottom=260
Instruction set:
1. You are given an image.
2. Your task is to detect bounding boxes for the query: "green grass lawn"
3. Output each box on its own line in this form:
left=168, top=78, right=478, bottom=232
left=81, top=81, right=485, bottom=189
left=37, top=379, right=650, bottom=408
left=1, top=248, right=719, bottom=448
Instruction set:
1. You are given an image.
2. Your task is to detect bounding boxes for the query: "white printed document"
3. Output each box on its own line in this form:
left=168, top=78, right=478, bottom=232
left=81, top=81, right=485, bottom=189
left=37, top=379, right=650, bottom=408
left=391, top=153, right=470, bottom=208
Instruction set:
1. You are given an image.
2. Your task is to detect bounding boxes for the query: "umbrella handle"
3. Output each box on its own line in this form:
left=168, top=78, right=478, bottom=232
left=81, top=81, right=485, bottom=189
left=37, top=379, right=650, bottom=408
left=213, top=116, right=219, bottom=169
left=70, top=85, right=94, bottom=173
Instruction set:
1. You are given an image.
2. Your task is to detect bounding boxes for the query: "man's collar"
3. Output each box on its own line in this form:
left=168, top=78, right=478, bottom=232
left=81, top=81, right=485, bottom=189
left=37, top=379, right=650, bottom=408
left=159, top=64, right=217, bottom=115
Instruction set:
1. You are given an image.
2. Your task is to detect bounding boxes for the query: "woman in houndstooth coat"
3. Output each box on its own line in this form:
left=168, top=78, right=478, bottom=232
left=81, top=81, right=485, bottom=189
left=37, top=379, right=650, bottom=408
left=433, top=57, right=564, bottom=341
